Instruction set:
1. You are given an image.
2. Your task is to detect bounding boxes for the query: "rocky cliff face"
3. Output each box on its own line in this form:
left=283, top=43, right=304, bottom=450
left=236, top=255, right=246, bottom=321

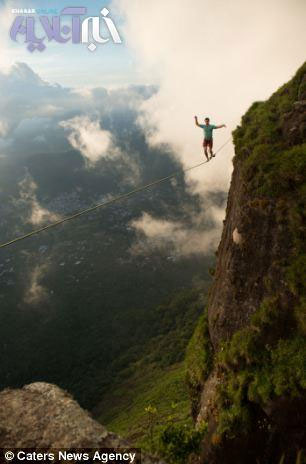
left=189, top=63, right=306, bottom=463
left=0, top=383, right=165, bottom=464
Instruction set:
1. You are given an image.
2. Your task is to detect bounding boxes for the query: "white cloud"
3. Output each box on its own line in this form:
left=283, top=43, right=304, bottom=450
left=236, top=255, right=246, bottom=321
left=114, top=0, right=306, bottom=195
left=130, top=204, right=225, bottom=257
left=59, top=116, right=114, bottom=164
left=17, top=174, right=60, bottom=225
left=71, top=87, right=93, bottom=99
left=0, top=62, right=158, bottom=195
left=0, top=62, right=155, bottom=162
left=30, top=201, right=59, bottom=226
left=0, top=120, right=8, bottom=137
left=24, top=265, right=48, bottom=305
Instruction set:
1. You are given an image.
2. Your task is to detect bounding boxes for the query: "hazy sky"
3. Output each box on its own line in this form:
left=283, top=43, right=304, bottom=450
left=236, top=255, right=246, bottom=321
left=113, top=0, right=306, bottom=193
left=0, top=0, right=305, bottom=194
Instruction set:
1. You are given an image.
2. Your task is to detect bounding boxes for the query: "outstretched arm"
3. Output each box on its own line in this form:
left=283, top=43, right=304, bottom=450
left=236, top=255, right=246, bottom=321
left=194, top=116, right=201, bottom=127
left=215, top=124, right=226, bottom=129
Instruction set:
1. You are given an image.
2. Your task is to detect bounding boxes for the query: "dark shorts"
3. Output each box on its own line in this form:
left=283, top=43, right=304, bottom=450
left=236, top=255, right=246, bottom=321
left=203, top=138, right=213, bottom=148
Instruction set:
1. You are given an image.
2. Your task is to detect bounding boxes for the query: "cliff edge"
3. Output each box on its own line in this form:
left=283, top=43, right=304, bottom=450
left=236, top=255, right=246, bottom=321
left=187, top=62, right=306, bottom=463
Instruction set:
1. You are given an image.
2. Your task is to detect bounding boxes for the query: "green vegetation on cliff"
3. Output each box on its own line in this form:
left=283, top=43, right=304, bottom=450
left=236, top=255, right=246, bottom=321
left=217, top=297, right=306, bottom=436
left=211, top=62, right=306, bottom=445
left=185, top=309, right=213, bottom=418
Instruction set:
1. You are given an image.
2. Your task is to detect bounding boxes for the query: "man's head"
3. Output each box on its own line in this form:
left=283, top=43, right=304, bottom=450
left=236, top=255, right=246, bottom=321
left=205, top=117, right=210, bottom=125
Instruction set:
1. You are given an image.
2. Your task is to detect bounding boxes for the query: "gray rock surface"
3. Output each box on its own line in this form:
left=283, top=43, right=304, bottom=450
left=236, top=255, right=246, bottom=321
left=0, top=382, right=165, bottom=464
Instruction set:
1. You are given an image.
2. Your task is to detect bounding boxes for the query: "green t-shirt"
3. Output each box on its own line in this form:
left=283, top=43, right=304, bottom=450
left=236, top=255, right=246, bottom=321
left=199, top=124, right=217, bottom=140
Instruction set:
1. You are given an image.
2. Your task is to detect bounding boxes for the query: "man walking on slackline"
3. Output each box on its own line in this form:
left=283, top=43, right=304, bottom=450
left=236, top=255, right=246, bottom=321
left=194, top=116, right=226, bottom=161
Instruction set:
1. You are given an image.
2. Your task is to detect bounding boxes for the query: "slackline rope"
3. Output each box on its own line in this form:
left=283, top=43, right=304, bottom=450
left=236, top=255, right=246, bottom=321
left=0, top=138, right=231, bottom=249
